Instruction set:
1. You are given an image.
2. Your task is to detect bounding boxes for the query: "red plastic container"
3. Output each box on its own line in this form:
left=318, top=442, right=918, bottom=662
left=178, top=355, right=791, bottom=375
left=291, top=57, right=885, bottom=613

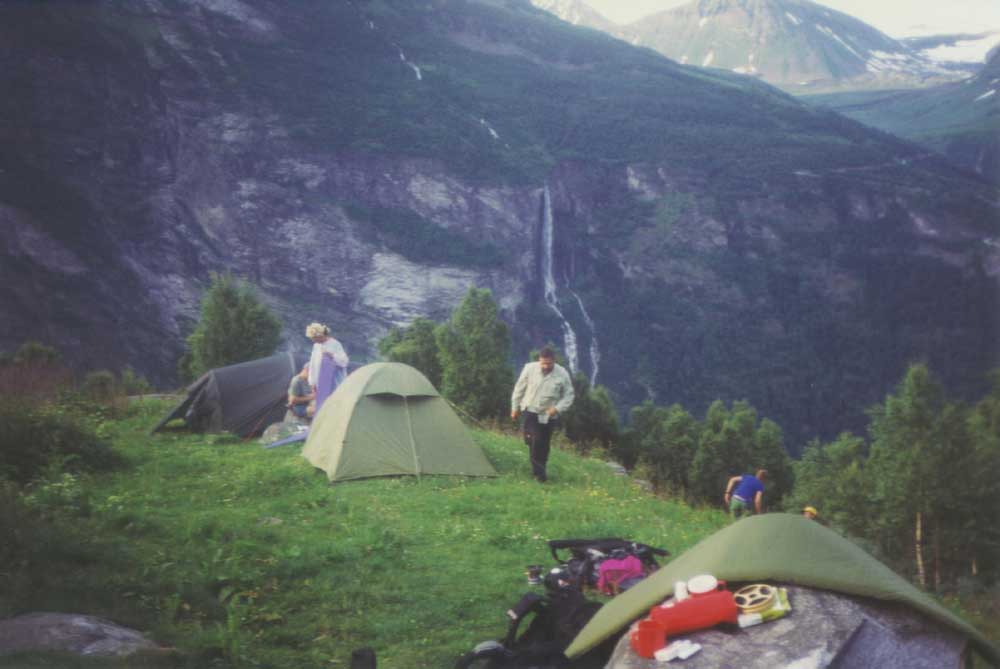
left=629, top=619, right=666, bottom=659
left=648, top=587, right=739, bottom=637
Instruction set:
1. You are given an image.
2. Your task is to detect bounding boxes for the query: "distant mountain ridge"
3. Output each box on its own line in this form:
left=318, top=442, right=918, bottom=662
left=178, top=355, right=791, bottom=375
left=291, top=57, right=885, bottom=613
left=535, top=0, right=968, bottom=92
left=807, top=48, right=1000, bottom=180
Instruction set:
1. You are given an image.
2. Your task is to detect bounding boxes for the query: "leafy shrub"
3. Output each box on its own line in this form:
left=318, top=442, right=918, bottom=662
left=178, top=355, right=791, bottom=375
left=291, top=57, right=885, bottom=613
left=120, top=366, right=153, bottom=395
left=22, top=472, right=89, bottom=518
left=0, top=400, right=124, bottom=484
left=0, top=340, right=72, bottom=402
left=81, top=369, right=118, bottom=403
left=0, top=360, right=74, bottom=403
left=13, top=340, right=61, bottom=366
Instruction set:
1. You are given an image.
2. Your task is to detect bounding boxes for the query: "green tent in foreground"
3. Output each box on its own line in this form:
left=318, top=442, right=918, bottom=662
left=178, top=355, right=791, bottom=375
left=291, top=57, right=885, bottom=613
left=565, top=513, right=1000, bottom=664
left=301, top=362, right=497, bottom=481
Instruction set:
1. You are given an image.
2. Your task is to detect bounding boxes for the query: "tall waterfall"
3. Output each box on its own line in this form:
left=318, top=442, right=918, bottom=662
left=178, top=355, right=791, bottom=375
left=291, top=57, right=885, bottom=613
left=571, top=290, right=600, bottom=386
left=542, top=186, right=579, bottom=374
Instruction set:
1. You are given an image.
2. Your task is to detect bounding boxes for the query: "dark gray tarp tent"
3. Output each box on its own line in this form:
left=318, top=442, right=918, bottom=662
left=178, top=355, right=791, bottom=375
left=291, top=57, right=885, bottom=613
left=152, top=352, right=297, bottom=438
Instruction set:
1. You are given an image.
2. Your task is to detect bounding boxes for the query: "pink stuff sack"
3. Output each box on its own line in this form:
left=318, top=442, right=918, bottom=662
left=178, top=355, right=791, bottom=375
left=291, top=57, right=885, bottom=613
left=597, top=555, right=645, bottom=595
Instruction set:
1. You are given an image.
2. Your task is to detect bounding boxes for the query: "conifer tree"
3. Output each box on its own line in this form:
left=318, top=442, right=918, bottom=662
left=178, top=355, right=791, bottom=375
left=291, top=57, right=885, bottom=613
left=182, top=273, right=282, bottom=380
left=563, top=372, right=619, bottom=451
left=378, top=318, right=443, bottom=388
left=435, top=288, right=512, bottom=420
left=617, top=401, right=665, bottom=470
left=784, top=432, right=869, bottom=536
left=750, top=418, right=793, bottom=506
left=688, top=401, right=732, bottom=505
left=641, top=404, right=699, bottom=498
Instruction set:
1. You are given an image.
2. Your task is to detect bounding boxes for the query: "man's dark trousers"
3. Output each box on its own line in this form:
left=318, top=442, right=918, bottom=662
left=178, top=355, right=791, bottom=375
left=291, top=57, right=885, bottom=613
left=523, top=411, right=555, bottom=482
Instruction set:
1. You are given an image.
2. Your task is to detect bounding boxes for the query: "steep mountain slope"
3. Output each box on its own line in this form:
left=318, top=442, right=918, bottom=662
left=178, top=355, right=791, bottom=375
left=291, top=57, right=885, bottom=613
left=621, top=0, right=959, bottom=91
left=1, top=0, right=998, bottom=448
left=806, top=49, right=1000, bottom=180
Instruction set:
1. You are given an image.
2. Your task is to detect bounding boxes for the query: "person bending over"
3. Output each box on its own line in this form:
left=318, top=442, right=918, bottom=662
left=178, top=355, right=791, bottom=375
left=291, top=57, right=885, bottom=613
left=724, top=469, right=768, bottom=518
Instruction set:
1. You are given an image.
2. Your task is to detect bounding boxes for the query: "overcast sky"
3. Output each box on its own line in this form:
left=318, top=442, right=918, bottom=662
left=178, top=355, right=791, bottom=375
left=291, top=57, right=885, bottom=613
left=584, top=0, right=1000, bottom=37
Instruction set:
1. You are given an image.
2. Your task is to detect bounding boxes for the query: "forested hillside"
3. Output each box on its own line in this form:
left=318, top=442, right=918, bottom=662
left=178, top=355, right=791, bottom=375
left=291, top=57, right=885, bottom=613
left=1, top=0, right=998, bottom=449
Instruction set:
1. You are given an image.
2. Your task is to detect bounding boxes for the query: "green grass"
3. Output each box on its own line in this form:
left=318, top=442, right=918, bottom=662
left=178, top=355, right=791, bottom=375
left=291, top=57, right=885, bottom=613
left=0, top=401, right=728, bottom=667
left=4, top=400, right=999, bottom=666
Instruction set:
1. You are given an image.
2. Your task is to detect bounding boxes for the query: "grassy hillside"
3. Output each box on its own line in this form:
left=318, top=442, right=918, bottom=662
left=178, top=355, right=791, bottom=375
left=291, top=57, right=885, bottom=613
left=0, top=400, right=728, bottom=667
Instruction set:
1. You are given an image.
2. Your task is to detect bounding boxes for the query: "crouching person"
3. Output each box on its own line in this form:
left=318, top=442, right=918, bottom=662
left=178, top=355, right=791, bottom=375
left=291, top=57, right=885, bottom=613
left=287, top=364, right=315, bottom=422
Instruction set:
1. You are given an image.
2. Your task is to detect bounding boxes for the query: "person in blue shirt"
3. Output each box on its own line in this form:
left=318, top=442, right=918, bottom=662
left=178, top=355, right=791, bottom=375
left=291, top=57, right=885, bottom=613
left=724, top=469, right=768, bottom=518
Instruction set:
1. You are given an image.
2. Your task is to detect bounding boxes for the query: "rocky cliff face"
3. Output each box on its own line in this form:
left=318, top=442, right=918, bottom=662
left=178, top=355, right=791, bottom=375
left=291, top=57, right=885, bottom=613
left=0, top=1, right=541, bottom=381
left=1, top=0, right=998, bottom=447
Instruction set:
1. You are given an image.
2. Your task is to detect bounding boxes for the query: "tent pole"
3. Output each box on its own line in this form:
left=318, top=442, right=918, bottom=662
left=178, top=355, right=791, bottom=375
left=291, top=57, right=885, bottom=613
left=404, top=396, right=421, bottom=481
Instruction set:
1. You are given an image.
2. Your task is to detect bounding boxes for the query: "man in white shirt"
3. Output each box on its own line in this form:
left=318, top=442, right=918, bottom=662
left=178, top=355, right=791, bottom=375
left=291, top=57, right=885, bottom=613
left=511, top=347, right=575, bottom=482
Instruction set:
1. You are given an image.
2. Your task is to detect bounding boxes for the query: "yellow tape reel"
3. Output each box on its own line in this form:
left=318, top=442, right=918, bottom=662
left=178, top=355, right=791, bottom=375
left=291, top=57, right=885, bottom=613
left=733, top=584, right=776, bottom=613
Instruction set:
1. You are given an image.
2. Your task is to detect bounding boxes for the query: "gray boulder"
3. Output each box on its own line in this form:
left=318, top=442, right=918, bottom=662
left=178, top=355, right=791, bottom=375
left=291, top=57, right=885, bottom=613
left=605, top=585, right=967, bottom=669
left=0, top=613, right=158, bottom=657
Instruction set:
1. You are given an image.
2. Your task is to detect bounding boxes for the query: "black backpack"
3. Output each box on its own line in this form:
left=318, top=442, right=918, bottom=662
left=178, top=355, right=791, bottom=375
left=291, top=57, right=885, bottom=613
left=454, top=585, right=613, bottom=669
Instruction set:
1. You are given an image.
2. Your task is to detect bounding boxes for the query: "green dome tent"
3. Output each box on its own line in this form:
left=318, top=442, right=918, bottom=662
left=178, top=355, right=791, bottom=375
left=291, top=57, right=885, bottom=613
left=565, top=513, right=1000, bottom=665
left=301, top=362, right=497, bottom=481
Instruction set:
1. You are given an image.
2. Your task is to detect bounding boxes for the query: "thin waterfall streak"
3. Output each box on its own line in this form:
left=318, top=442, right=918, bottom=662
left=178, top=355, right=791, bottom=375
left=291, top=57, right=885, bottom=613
left=542, top=186, right=578, bottom=373
left=396, top=47, right=422, bottom=80
left=571, top=290, right=600, bottom=386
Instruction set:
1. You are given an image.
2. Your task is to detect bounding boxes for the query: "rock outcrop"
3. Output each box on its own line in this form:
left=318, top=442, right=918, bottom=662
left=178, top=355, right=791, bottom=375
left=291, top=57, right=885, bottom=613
left=0, top=613, right=159, bottom=658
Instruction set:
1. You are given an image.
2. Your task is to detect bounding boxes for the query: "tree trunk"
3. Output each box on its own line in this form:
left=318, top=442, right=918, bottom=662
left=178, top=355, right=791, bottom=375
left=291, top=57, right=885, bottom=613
left=933, top=518, right=941, bottom=592
left=915, top=511, right=926, bottom=588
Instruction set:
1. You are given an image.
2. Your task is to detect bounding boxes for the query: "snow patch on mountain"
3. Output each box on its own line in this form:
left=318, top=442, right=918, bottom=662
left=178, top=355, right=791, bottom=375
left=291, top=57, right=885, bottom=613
left=816, top=25, right=863, bottom=60
left=866, top=50, right=912, bottom=73
left=924, top=34, right=1000, bottom=64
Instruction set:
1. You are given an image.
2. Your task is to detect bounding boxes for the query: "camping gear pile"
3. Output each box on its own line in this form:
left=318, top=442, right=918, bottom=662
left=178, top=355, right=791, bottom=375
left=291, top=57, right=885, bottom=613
left=565, top=515, right=1000, bottom=668
left=546, top=538, right=669, bottom=595
left=455, top=539, right=669, bottom=668
left=627, top=575, right=792, bottom=661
